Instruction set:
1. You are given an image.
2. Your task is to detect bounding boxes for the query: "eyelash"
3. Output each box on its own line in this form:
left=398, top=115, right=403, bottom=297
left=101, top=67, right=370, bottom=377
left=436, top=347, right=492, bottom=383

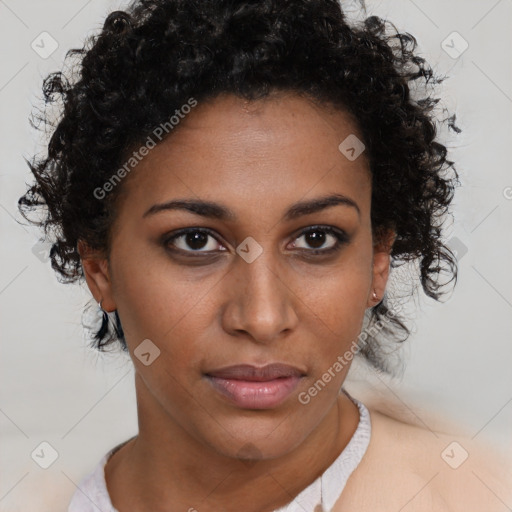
left=162, top=225, right=349, bottom=258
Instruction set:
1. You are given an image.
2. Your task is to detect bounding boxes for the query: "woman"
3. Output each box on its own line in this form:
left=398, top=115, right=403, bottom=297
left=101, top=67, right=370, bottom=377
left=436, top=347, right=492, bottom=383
left=18, top=0, right=510, bottom=510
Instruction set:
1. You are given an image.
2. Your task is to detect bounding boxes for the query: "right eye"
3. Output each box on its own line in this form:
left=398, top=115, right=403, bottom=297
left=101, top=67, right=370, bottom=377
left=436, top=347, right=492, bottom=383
left=163, top=228, right=227, bottom=255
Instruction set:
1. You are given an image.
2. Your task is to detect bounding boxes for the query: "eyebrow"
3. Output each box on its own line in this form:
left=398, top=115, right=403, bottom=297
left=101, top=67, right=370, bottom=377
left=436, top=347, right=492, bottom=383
left=142, top=193, right=361, bottom=221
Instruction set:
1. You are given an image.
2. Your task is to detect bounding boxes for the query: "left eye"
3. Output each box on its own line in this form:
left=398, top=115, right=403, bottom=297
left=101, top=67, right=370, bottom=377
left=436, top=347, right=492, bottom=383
left=290, top=226, right=346, bottom=253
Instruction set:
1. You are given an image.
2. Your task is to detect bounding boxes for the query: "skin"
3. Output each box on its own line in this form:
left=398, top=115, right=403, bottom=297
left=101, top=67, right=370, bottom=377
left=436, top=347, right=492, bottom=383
left=79, top=91, right=396, bottom=512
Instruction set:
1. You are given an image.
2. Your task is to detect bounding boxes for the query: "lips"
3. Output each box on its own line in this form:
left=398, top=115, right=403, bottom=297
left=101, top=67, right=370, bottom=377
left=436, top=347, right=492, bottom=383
left=205, top=363, right=305, bottom=381
left=204, top=363, right=305, bottom=409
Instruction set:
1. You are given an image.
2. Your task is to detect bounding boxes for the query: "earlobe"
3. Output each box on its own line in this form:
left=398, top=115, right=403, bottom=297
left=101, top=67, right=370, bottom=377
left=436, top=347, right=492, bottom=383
left=367, top=229, right=396, bottom=308
left=78, top=240, right=116, bottom=312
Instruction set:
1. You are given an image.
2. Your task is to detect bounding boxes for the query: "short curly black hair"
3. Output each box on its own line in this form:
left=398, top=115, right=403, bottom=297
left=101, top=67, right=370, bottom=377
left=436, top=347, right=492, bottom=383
left=18, top=0, right=460, bottom=374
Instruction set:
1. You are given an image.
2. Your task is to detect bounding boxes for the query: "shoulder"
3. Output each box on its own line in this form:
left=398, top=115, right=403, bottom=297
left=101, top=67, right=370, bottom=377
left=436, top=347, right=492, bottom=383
left=372, top=408, right=511, bottom=510
left=68, top=452, right=115, bottom=512
left=333, top=406, right=512, bottom=512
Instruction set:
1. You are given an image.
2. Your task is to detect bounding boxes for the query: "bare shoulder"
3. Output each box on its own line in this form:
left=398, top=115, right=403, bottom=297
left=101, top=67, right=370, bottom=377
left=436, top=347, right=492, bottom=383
left=332, top=406, right=512, bottom=512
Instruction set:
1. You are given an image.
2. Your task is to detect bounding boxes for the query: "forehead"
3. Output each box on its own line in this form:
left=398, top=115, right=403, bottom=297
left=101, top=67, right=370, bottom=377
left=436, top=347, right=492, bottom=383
left=114, top=92, right=371, bottom=224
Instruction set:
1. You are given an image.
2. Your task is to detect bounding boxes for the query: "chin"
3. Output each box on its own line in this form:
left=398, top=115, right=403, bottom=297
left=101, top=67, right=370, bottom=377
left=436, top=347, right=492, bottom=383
left=196, top=414, right=311, bottom=462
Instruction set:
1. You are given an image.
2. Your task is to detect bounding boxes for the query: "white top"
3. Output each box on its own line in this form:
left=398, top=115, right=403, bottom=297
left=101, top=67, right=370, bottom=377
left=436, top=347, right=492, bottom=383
left=68, top=388, right=371, bottom=512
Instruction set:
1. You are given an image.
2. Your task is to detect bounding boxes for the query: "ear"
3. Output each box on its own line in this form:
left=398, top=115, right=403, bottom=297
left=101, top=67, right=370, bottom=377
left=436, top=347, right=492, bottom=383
left=78, top=239, right=117, bottom=312
left=366, top=228, right=396, bottom=308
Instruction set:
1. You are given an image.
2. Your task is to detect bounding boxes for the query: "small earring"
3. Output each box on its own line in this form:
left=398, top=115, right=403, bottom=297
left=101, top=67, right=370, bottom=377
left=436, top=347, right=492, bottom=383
left=95, top=299, right=112, bottom=341
left=372, top=290, right=379, bottom=301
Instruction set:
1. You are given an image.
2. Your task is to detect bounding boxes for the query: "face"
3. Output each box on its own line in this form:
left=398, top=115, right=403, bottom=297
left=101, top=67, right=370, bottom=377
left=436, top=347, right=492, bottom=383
left=80, top=92, right=393, bottom=461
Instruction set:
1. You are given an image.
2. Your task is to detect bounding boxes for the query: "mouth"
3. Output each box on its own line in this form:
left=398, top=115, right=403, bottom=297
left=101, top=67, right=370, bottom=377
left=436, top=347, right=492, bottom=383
left=204, top=363, right=306, bottom=410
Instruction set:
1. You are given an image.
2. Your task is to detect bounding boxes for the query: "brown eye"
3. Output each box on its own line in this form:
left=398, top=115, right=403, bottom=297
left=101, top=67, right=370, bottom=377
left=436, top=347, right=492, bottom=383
left=291, top=226, right=349, bottom=254
left=164, top=228, right=226, bottom=254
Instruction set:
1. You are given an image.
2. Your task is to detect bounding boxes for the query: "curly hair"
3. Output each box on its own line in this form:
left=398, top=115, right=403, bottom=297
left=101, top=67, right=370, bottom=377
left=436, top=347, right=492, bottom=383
left=18, top=0, right=460, bottom=374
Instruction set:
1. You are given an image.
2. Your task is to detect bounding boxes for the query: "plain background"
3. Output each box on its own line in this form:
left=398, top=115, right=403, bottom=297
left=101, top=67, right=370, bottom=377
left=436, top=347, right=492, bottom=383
left=1, top=0, right=511, bottom=510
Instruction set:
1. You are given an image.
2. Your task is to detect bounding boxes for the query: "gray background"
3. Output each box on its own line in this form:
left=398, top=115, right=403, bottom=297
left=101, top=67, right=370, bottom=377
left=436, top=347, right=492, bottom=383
left=1, top=0, right=511, bottom=510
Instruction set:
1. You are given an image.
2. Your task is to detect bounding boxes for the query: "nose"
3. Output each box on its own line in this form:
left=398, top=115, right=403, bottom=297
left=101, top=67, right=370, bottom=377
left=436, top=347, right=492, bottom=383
left=221, top=248, right=299, bottom=345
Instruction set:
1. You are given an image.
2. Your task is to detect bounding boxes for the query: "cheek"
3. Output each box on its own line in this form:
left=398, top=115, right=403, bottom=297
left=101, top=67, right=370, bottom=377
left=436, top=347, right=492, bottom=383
left=296, top=260, right=371, bottom=364
left=110, top=249, right=203, bottom=349
left=300, top=254, right=371, bottom=330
